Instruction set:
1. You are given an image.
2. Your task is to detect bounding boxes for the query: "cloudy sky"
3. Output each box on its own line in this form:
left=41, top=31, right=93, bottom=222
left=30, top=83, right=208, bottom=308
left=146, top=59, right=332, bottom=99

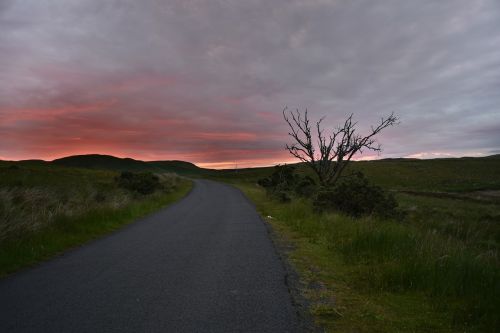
left=1, top=0, right=499, bottom=168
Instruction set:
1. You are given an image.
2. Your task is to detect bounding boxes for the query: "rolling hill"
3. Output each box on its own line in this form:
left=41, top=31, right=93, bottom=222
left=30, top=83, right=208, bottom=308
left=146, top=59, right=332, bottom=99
left=52, top=154, right=160, bottom=172
left=2, top=153, right=500, bottom=192
left=51, top=154, right=204, bottom=175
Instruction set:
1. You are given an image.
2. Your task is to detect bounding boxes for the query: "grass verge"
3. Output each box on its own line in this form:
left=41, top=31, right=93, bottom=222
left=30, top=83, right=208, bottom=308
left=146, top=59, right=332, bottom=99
left=235, top=182, right=499, bottom=333
left=0, top=179, right=192, bottom=277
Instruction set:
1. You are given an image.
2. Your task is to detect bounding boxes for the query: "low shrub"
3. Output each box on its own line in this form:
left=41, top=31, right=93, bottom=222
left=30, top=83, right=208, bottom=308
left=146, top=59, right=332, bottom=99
left=271, top=183, right=292, bottom=202
left=314, top=172, right=398, bottom=218
left=116, top=171, right=162, bottom=195
left=295, top=175, right=317, bottom=197
left=258, top=165, right=298, bottom=191
left=258, top=165, right=317, bottom=200
left=257, top=177, right=272, bottom=188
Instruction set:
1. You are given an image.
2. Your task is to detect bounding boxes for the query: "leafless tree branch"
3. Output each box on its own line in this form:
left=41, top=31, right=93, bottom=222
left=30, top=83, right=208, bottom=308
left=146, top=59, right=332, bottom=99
left=283, top=109, right=399, bottom=187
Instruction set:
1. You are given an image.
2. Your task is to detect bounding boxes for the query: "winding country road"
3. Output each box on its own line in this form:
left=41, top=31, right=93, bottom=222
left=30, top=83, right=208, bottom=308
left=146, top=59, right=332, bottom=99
left=0, top=180, right=299, bottom=332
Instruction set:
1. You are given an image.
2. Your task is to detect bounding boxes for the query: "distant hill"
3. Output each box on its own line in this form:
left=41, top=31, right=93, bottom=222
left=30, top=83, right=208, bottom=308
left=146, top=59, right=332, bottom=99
left=2, top=153, right=499, bottom=190
left=0, top=159, right=50, bottom=168
left=148, top=160, right=206, bottom=175
left=52, top=154, right=160, bottom=172
left=51, top=154, right=207, bottom=175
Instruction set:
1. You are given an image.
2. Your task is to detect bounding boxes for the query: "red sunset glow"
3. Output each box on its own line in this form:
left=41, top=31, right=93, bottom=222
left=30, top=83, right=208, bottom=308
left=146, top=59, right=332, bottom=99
left=1, top=1, right=498, bottom=167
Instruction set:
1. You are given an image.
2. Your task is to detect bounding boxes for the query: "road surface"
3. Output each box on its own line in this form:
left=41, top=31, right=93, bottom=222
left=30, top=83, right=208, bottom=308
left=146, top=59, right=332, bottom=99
left=0, top=180, right=299, bottom=332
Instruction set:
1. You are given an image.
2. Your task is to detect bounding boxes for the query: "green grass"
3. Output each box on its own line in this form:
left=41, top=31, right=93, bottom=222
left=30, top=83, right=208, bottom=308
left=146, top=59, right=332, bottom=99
left=232, top=179, right=500, bottom=332
left=212, top=155, right=500, bottom=329
left=396, top=193, right=500, bottom=250
left=0, top=163, right=192, bottom=277
left=7, top=153, right=499, bottom=193
left=351, top=157, right=500, bottom=192
left=210, top=155, right=500, bottom=193
left=3, top=154, right=499, bottom=331
left=9, top=153, right=500, bottom=193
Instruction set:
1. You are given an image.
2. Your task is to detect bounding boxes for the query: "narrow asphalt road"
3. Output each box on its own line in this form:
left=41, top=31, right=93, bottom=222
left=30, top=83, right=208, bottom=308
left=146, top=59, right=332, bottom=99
left=0, top=180, right=299, bottom=332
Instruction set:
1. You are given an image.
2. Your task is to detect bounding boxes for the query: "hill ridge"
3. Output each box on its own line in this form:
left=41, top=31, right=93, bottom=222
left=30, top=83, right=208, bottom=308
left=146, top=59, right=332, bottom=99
left=51, top=154, right=203, bottom=175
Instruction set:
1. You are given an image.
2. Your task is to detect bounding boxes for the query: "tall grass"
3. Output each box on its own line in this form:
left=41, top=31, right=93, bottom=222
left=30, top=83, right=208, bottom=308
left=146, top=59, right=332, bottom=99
left=0, top=186, right=129, bottom=239
left=333, top=219, right=499, bottom=329
left=0, top=165, right=191, bottom=276
left=240, top=184, right=500, bottom=332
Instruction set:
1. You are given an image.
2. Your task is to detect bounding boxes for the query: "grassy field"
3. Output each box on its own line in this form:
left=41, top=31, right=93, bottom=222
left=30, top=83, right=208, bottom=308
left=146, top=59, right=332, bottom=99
left=0, top=161, right=192, bottom=277
left=2, top=154, right=498, bottom=331
left=212, top=155, right=500, bottom=192
left=217, top=156, right=500, bottom=332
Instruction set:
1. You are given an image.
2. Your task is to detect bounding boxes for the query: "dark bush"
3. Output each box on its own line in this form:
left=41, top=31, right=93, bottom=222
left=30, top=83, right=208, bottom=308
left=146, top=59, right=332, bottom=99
left=258, top=165, right=319, bottom=200
left=273, top=191, right=291, bottom=203
left=257, top=165, right=302, bottom=203
left=295, top=175, right=317, bottom=197
left=94, top=192, right=106, bottom=203
left=257, top=177, right=272, bottom=188
left=116, top=171, right=161, bottom=195
left=271, top=165, right=298, bottom=189
left=313, top=172, right=398, bottom=218
left=258, top=165, right=297, bottom=190
left=271, top=183, right=292, bottom=202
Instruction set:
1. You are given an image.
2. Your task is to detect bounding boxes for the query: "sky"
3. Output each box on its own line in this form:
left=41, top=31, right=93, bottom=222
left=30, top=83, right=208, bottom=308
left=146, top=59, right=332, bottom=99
left=1, top=0, right=499, bottom=168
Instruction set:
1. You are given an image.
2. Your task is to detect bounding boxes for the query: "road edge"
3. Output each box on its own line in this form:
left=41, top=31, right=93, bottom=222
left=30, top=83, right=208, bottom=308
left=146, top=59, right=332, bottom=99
left=230, top=182, right=320, bottom=333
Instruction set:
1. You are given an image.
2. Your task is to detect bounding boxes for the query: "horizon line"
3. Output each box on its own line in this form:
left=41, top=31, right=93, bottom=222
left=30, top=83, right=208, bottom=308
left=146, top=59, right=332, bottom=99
left=0, top=152, right=496, bottom=170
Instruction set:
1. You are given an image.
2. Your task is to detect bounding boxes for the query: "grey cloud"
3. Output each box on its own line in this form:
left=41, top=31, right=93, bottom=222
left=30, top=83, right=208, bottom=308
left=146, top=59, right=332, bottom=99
left=0, top=0, right=499, bottom=163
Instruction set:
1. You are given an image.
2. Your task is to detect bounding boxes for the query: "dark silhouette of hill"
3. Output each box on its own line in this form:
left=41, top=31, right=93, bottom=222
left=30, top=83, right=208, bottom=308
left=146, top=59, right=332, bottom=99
left=148, top=160, right=209, bottom=175
left=1, top=154, right=499, bottom=190
left=51, top=154, right=206, bottom=175
left=52, top=154, right=160, bottom=172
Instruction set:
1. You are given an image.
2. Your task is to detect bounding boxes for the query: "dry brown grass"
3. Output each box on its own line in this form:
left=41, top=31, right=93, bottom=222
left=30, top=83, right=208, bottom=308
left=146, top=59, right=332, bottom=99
left=0, top=170, right=182, bottom=242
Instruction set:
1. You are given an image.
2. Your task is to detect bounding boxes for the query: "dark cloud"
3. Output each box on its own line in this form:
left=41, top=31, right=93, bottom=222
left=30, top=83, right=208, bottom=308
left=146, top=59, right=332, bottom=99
left=1, top=0, right=499, bottom=166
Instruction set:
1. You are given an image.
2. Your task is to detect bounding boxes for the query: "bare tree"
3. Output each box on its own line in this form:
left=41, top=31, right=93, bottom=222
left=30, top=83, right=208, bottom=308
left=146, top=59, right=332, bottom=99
left=283, top=108, right=398, bottom=187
